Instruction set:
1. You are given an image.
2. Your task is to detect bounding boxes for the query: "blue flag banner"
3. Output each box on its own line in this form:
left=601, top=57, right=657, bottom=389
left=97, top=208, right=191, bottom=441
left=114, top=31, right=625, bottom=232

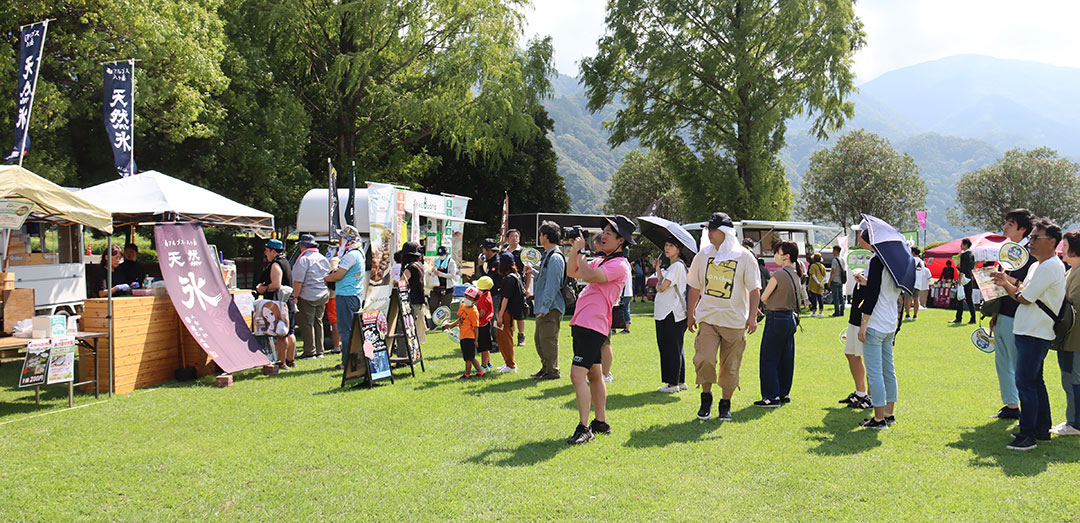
left=4, top=21, right=49, bottom=164
left=103, top=61, right=137, bottom=176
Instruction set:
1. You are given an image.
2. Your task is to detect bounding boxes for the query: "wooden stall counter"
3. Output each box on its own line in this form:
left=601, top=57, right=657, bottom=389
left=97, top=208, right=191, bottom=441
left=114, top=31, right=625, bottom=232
left=80, top=290, right=254, bottom=394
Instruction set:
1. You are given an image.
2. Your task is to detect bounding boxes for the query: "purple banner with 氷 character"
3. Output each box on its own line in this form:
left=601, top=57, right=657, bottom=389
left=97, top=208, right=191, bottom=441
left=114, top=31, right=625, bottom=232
left=154, top=223, right=269, bottom=373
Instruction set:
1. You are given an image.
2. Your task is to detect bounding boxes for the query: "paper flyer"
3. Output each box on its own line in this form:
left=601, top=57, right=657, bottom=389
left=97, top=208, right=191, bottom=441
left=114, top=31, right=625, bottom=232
left=972, top=266, right=1008, bottom=302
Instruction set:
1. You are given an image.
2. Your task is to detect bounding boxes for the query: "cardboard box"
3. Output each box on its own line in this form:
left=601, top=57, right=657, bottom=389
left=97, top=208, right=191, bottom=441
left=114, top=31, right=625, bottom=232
left=32, top=315, right=67, bottom=338
left=0, top=272, right=13, bottom=291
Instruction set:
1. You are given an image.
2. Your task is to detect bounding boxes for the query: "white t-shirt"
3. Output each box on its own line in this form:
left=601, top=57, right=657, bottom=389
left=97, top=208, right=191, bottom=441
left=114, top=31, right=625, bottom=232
left=654, top=260, right=688, bottom=321
left=622, top=265, right=634, bottom=298
left=866, top=255, right=902, bottom=335
left=1014, top=256, right=1066, bottom=341
left=687, top=246, right=761, bottom=329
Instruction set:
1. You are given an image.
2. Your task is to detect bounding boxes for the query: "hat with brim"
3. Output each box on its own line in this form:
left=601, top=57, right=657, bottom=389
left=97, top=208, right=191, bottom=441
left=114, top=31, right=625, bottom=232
left=266, top=238, right=284, bottom=251
left=401, top=241, right=422, bottom=261
left=604, top=215, right=637, bottom=246
left=480, top=238, right=498, bottom=251
left=298, top=233, right=317, bottom=248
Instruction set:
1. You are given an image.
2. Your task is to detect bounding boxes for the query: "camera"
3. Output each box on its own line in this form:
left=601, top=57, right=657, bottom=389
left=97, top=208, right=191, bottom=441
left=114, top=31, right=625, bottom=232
left=563, top=225, right=583, bottom=242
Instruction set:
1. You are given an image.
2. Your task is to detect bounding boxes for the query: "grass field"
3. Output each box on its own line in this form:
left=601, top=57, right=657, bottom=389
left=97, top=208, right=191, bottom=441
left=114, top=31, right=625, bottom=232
left=3, top=303, right=1079, bottom=521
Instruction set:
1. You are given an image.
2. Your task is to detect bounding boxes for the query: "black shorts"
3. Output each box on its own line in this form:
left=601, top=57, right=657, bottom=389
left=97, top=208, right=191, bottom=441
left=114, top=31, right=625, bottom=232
left=477, top=324, right=492, bottom=352
left=571, top=325, right=606, bottom=369
left=460, top=338, right=477, bottom=361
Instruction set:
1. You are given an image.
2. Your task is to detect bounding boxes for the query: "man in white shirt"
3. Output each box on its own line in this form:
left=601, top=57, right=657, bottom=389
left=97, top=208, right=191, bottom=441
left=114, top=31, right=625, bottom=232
left=994, top=218, right=1066, bottom=451
left=687, top=212, right=761, bottom=422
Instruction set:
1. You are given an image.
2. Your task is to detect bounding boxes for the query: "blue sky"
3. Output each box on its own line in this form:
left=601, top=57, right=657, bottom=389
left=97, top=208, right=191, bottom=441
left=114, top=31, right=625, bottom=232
left=521, top=0, right=1080, bottom=82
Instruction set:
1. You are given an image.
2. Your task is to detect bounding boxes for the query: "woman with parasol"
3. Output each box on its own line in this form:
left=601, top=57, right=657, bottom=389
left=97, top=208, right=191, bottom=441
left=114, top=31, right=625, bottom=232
left=639, top=216, right=698, bottom=393
left=853, top=215, right=915, bottom=429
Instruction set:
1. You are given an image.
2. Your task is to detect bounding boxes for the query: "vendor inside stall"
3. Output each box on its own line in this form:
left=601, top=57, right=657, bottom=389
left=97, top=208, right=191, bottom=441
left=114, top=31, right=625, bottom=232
left=120, top=243, right=143, bottom=282
left=91, top=244, right=139, bottom=297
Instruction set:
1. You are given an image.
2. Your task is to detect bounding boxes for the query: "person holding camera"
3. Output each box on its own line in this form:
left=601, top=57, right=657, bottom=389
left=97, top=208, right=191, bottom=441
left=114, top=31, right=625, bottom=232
left=687, top=212, right=761, bottom=422
left=565, top=216, right=634, bottom=445
left=531, top=221, right=566, bottom=380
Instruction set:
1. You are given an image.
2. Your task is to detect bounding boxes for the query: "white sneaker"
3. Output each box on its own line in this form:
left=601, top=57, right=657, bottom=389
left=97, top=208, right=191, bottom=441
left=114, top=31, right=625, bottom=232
left=679, top=383, right=688, bottom=391
left=1051, top=423, right=1080, bottom=436
left=498, top=365, right=516, bottom=373
left=657, top=385, right=680, bottom=393
left=1052, top=421, right=1069, bottom=432
left=603, top=373, right=613, bottom=383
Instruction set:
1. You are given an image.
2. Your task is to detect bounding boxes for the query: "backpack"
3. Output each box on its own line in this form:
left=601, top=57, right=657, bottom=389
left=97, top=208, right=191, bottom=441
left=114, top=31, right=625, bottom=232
left=539, top=248, right=575, bottom=310
left=837, top=258, right=848, bottom=285
left=1036, top=297, right=1075, bottom=348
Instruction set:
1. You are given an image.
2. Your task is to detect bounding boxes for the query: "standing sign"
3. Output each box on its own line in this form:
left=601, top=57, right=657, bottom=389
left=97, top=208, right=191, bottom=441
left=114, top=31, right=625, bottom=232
left=155, top=223, right=270, bottom=373
left=385, top=278, right=423, bottom=376
left=4, top=20, right=49, bottom=164
left=19, top=339, right=50, bottom=387
left=342, top=311, right=394, bottom=387
left=103, top=61, right=137, bottom=177
left=46, top=336, right=75, bottom=384
left=0, top=200, right=33, bottom=229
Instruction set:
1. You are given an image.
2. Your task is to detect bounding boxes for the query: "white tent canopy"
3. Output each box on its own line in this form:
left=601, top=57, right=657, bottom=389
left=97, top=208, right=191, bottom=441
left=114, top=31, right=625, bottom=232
left=76, top=170, right=274, bottom=232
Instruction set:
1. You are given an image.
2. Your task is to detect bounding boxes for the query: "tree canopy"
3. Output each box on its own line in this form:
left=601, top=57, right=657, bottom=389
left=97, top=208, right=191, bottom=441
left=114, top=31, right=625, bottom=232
left=602, top=149, right=686, bottom=223
left=796, top=129, right=927, bottom=230
left=951, top=147, right=1080, bottom=231
left=581, top=0, right=864, bottom=221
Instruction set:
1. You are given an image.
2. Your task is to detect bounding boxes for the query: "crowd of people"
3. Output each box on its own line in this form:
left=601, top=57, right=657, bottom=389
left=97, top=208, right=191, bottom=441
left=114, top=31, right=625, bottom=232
left=252, top=205, right=1079, bottom=451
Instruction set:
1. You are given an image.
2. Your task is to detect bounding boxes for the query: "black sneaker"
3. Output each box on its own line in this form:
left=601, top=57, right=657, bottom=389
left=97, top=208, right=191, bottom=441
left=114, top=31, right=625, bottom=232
left=517, top=332, right=526, bottom=346
left=589, top=419, right=612, bottom=434
left=717, top=399, right=733, bottom=421
left=859, top=417, right=889, bottom=430
left=753, top=397, right=782, bottom=408
left=530, top=369, right=545, bottom=378
left=1011, top=432, right=1051, bottom=441
left=780, top=396, right=791, bottom=404
left=851, top=395, right=873, bottom=410
left=838, top=392, right=858, bottom=405
left=537, top=373, right=560, bottom=380
left=991, top=406, right=1021, bottom=419
left=1006, top=435, right=1037, bottom=451
left=567, top=424, right=593, bottom=445
left=697, top=392, right=713, bottom=420
left=884, top=415, right=896, bottom=425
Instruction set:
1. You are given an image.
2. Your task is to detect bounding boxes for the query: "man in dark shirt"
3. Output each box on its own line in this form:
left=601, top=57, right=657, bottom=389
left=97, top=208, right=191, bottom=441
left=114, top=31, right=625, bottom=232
left=117, top=242, right=144, bottom=287
left=950, top=238, right=976, bottom=324
left=988, top=209, right=1036, bottom=419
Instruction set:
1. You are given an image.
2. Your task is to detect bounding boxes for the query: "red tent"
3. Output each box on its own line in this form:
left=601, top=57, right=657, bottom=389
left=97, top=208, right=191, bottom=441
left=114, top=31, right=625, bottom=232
left=924, top=232, right=1007, bottom=259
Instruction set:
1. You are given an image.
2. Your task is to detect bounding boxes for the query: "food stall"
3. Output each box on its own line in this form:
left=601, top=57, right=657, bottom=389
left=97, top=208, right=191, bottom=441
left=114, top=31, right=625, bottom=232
left=1, top=165, right=114, bottom=404
left=75, top=171, right=273, bottom=394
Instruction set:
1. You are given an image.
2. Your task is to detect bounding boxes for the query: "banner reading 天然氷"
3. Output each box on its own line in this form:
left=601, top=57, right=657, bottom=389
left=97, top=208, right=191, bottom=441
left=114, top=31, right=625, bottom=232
left=155, top=223, right=269, bottom=373
left=103, top=61, right=137, bottom=177
left=4, top=21, right=49, bottom=164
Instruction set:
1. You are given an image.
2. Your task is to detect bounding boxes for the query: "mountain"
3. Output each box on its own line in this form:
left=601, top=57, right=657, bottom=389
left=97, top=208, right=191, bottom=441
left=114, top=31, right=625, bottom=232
left=542, top=56, right=1080, bottom=241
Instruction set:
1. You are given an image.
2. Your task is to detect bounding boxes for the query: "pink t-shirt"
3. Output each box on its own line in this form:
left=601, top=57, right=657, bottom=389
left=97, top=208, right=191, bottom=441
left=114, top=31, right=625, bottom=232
left=570, top=256, right=631, bottom=335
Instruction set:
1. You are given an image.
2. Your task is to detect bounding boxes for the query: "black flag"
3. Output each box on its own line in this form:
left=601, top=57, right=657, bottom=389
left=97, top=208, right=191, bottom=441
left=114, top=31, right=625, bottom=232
left=344, top=161, right=356, bottom=226
left=4, top=21, right=49, bottom=164
left=103, top=61, right=137, bottom=176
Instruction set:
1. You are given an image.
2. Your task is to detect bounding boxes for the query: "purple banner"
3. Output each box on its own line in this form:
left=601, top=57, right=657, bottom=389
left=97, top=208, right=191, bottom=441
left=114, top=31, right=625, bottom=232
left=916, top=211, right=927, bottom=229
left=154, top=223, right=269, bottom=373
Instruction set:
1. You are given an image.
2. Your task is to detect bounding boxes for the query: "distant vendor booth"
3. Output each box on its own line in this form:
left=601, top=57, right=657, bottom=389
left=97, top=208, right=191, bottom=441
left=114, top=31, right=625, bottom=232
left=1, top=165, right=114, bottom=404
left=75, top=171, right=275, bottom=394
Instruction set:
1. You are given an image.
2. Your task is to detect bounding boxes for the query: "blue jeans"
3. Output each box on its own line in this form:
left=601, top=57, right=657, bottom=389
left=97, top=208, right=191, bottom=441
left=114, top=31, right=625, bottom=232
left=1057, top=351, right=1080, bottom=429
left=621, top=296, right=632, bottom=327
left=993, top=314, right=1020, bottom=405
left=1014, top=334, right=1052, bottom=438
left=831, top=282, right=845, bottom=315
left=862, top=327, right=897, bottom=408
left=807, top=291, right=822, bottom=314
left=759, top=311, right=797, bottom=400
left=336, top=295, right=362, bottom=367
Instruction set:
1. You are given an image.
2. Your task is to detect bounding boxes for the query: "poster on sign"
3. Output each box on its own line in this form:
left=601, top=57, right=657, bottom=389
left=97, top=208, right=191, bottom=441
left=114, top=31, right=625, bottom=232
left=396, top=279, right=422, bottom=365
left=155, top=223, right=270, bottom=373
left=342, top=311, right=394, bottom=387
left=19, top=339, right=50, bottom=387
left=46, top=336, right=76, bottom=384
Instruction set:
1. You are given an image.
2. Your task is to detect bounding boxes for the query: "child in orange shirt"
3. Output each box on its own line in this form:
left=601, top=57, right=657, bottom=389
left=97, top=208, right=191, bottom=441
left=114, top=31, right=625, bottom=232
left=444, top=286, right=483, bottom=379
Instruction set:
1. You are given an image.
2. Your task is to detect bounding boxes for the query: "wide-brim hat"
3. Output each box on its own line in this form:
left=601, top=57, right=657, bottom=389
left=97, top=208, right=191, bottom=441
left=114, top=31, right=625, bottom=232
left=265, top=238, right=284, bottom=251
left=604, top=215, right=637, bottom=246
left=401, top=241, right=422, bottom=260
left=298, top=233, right=317, bottom=248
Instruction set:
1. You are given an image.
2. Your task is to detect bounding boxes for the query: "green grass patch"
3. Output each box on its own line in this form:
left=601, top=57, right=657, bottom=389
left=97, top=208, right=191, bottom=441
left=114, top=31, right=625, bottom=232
left=2, top=303, right=1079, bottom=520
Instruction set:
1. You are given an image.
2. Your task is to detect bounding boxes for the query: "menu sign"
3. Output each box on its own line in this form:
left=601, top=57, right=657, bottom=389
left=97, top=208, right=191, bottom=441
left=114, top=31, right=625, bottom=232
left=19, top=339, right=50, bottom=387
left=396, top=279, right=422, bottom=364
left=46, top=336, right=76, bottom=384
left=342, top=310, right=393, bottom=386
left=0, top=200, right=33, bottom=230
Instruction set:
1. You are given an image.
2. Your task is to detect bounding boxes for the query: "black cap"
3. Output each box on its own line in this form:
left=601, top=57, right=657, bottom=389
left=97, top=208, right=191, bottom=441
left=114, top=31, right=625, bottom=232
left=437, top=246, right=449, bottom=256
left=604, top=215, right=637, bottom=246
left=707, top=212, right=734, bottom=230
left=479, top=238, right=498, bottom=250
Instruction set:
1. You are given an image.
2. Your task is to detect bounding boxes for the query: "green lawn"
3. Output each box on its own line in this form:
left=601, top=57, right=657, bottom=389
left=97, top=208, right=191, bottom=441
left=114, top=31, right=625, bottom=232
left=3, top=303, right=1079, bottom=520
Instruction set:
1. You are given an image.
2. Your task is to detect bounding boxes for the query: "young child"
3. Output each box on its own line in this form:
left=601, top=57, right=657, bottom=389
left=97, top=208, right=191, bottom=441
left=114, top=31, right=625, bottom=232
left=444, top=286, right=484, bottom=379
left=474, top=276, right=496, bottom=371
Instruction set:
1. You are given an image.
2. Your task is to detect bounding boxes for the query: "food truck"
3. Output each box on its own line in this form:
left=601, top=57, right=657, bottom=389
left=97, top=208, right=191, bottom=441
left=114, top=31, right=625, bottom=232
left=5, top=221, right=88, bottom=316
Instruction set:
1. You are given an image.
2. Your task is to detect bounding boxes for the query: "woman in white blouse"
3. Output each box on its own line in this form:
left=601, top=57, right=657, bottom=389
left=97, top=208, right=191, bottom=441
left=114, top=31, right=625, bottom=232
left=653, top=237, right=689, bottom=393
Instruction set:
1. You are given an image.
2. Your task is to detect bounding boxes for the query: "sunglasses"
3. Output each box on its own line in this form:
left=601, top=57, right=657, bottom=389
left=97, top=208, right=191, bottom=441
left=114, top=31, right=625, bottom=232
left=1029, top=235, right=1056, bottom=242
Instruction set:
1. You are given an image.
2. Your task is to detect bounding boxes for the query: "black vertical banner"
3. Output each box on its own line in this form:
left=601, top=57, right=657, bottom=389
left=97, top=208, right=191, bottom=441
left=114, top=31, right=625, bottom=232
left=103, top=61, right=137, bottom=176
left=4, top=21, right=49, bottom=164
left=345, top=161, right=356, bottom=226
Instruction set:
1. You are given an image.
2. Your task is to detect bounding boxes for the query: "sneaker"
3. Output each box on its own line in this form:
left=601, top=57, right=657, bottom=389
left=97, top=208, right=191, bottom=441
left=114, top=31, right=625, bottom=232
left=990, top=406, right=1021, bottom=419
left=537, top=373, right=560, bottom=380
left=753, top=397, right=782, bottom=408
left=498, top=365, right=517, bottom=373
left=286, top=360, right=296, bottom=368
left=851, top=396, right=873, bottom=410
left=838, top=392, right=859, bottom=405
left=717, top=399, right=732, bottom=421
left=329, top=347, right=342, bottom=354
left=567, top=424, right=593, bottom=445
left=780, top=395, right=791, bottom=404
left=476, top=370, right=485, bottom=377
left=679, top=383, right=688, bottom=391
left=296, top=354, right=315, bottom=360
left=589, top=419, right=612, bottom=434
left=531, top=369, right=545, bottom=378
left=457, top=374, right=472, bottom=380
left=657, top=385, right=680, bottom=393
left=884, top=415, right=896, bottom=425
left=859, top=417, right=889, bottom=430
left=315, top=353, right=325, bottom=359
left=1006, top=435, right=1037, bottom=451
left=619, top=329, right=630, bottom=334
left=1051, top=424, right=1080, bottom=436
left=697, top=392, right=713, bottom=420
left=603, top=373, right=614, bottom=383
left=517, top=333, right=526, bottom=346
left=1011, top=431, right=1051, bottom=441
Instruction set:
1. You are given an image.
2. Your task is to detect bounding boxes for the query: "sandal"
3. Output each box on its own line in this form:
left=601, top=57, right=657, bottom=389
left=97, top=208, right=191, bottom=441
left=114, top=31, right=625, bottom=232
left=333, top=364, right=344, bottom=370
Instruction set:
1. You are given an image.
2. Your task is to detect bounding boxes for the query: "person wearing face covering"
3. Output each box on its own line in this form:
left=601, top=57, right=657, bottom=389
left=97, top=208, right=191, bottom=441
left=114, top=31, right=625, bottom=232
left=686, top=212, right=762, bottom=422
left=428, top=245, right=458, bottom=319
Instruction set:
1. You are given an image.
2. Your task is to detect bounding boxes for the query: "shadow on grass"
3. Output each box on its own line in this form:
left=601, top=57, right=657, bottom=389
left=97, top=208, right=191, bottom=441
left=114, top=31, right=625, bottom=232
left=525, top=383, right=574, bottom=401
left=466, top=438, right=570, bottom=467
left=560, top=390, right=681, bottom=411
left=946, top=420, right=1080, bottom=477
left=410, top=370, right=469, bottom=391
left=473, top=376, right=542, bottom=395
left=803, top=407, right=883, bottom=455
left=625, top=419, right=723, bottom=448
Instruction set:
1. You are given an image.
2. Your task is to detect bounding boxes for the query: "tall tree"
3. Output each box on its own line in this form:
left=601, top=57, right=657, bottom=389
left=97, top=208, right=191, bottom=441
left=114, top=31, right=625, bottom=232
left=581, top=0, right=864, bottom=220
left=259, top=0, right=554, bottom=184
left=951, top=147, right=1080, bottom=231
left=603, top=149, right=686, bottom=223
left=796, top=129, right=926, bottom=230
